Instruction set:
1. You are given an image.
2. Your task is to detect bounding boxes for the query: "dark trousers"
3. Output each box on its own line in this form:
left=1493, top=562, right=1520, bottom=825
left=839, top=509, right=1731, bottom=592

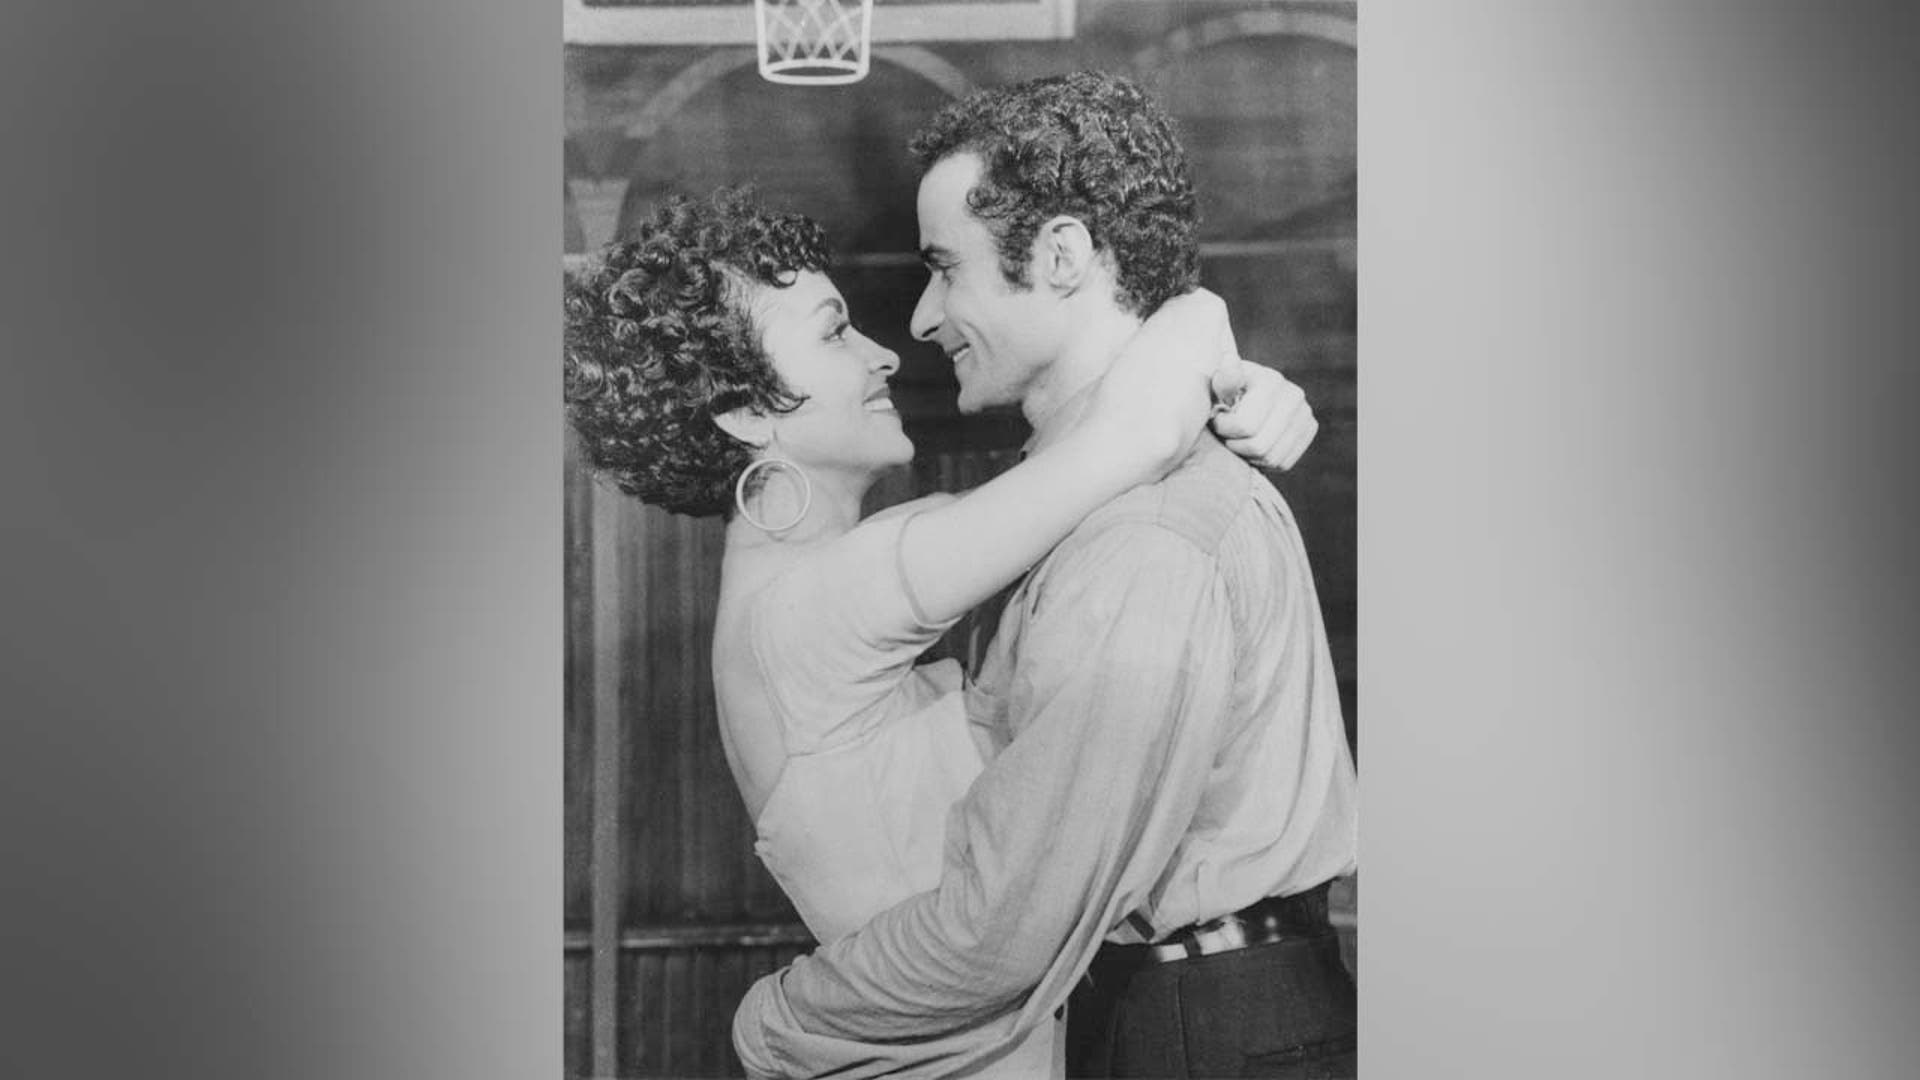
left=1064, top=924, right=1356, bottom=1078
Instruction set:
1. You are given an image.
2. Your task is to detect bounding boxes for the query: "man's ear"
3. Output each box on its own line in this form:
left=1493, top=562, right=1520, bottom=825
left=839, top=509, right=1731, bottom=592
left=713, top=407, right=773, bottom=450
left=1033, top=215, right=1098, bottom=294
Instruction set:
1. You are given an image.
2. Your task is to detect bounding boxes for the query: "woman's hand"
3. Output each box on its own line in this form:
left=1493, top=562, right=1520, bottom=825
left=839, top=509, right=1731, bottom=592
left=1210, top=360, right=1319, bottom=472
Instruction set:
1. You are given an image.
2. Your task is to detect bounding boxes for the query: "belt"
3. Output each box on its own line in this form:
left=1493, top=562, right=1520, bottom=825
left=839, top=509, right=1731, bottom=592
left=1136, top=884, right=1334, bottom=965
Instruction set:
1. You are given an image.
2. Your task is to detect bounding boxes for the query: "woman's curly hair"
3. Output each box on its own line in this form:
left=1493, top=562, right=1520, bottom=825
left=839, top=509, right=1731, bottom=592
left=907, top=70, right=1200, bottom=317
left=563, top=188, right=830, bottom=517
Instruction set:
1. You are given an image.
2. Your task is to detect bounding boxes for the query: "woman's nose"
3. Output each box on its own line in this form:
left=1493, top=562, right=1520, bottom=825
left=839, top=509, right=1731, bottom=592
left=870, top=341, right=900, bottom=376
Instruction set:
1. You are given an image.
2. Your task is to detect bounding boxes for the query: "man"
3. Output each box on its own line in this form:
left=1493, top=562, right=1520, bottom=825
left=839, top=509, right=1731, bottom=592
left=734, top=71, right=1359, bottom=1079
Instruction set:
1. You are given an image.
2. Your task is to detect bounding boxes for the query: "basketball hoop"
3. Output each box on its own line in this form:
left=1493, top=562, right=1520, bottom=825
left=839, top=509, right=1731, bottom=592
left=755, top=0, right=874, bottom=86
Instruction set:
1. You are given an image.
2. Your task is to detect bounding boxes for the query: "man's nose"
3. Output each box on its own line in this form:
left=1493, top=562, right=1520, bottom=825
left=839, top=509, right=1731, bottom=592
left=909, top=279, right=942, bottom=342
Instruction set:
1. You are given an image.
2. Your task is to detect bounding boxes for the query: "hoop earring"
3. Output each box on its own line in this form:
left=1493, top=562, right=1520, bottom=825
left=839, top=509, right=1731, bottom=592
left=734, top=457, right=813, bottom=534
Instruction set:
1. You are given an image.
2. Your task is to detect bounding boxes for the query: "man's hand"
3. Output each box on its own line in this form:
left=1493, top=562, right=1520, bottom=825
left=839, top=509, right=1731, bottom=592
left=1210, top=360, right=1318, bottom=471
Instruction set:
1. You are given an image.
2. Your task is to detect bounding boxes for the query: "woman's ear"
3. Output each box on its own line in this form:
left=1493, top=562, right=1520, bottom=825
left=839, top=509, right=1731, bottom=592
left=714, top=407, right=773, bottom=450
left=1034, top=215, right=1098, bottom=293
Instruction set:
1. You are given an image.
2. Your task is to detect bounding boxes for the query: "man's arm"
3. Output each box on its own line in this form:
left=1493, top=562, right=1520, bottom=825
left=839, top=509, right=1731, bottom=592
left=735, top=523, right=1241, bottom=1078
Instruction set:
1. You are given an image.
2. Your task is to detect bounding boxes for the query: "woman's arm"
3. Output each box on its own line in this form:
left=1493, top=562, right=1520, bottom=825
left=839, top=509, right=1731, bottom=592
left=861, top=491, right=959, bottom=526
left=897, top=290, right=1232, bottom=625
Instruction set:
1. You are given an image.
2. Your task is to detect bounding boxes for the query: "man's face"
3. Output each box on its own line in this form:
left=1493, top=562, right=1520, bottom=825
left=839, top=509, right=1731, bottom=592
left=910, top=153, right=1062, bottom=415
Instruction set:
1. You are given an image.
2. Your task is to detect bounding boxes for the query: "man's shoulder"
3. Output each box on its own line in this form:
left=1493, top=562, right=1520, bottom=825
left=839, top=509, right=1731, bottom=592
left=1064, top=439, right=1260, bottom=557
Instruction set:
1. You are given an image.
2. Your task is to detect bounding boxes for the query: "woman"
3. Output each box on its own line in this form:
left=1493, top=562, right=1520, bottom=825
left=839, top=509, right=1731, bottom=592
left=563, top=189, right=1313, bottom=1077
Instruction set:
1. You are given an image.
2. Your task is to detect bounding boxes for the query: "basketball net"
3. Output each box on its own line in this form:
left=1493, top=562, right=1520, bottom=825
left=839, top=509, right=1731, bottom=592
left=755, top=0, right=874, bottom=86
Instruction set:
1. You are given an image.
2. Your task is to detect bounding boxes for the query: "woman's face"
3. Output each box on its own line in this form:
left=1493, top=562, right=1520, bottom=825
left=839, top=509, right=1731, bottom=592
left=748, top=270, right=914, bottom=477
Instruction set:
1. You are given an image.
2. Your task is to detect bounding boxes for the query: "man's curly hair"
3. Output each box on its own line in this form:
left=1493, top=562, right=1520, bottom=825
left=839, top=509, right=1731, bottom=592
left=563, top=188, right=829, bottom=517
left=907, top=70, right=1200, bottom=317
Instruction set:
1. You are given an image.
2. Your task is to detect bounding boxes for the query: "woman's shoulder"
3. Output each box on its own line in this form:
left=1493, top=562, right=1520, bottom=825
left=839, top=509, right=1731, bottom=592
left=723, top=516, right=896, bottom=618
left=727, top=512, right=954, bottom=750
left=744, top=510, right=942, bottom=627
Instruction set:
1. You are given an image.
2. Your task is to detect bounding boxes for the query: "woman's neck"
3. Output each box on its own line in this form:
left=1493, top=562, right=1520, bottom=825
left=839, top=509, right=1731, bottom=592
left=723, top=463, right=870, bottom=554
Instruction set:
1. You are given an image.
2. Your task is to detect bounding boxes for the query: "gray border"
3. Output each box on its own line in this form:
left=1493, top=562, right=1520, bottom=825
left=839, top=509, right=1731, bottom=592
left=5, top=1, right=1917, bottom=1078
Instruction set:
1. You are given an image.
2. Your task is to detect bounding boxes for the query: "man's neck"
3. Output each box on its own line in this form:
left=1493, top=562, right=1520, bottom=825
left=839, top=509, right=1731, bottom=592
left=1020, top=304, right=1143, bottom=453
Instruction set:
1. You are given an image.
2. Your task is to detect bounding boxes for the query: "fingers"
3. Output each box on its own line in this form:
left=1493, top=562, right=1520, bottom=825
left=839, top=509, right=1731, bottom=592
left=1212, top=361, right=1299, bottom=437
left=1260, top=411, right=1319, bottom=472
left=1209, top=358, right=1250, bottom=414
left=1209, top=361, right=1270, bottom=437
left=1210, top=362, right=1318, bottom=471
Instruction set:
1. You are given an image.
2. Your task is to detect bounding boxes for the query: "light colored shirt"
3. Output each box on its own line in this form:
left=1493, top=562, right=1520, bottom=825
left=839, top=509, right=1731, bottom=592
left=741, top=513, right=981, bottom=944
left=733, top=398, right=1359, bottom=1079
left=734, top=513, right=1064, bottom=1079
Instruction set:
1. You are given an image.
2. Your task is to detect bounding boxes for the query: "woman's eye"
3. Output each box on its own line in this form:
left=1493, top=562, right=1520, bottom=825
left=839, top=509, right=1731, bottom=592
left=828, top=321, right=851, bottom=342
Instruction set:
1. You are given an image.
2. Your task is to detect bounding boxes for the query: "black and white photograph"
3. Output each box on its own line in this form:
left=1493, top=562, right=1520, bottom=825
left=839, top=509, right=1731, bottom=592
left=563, top=2, right=1359, bottom=1075
left=12, top=4, right=1920, bottom=1080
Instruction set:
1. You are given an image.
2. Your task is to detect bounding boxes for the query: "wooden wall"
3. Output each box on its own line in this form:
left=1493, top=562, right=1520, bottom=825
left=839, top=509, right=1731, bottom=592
left=565, top=4, right=1357, bottom=1075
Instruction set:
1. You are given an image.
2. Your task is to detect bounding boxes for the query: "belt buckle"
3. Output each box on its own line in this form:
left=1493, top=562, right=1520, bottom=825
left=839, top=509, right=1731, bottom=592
left=1188, top=916, right=1249, bottom=958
